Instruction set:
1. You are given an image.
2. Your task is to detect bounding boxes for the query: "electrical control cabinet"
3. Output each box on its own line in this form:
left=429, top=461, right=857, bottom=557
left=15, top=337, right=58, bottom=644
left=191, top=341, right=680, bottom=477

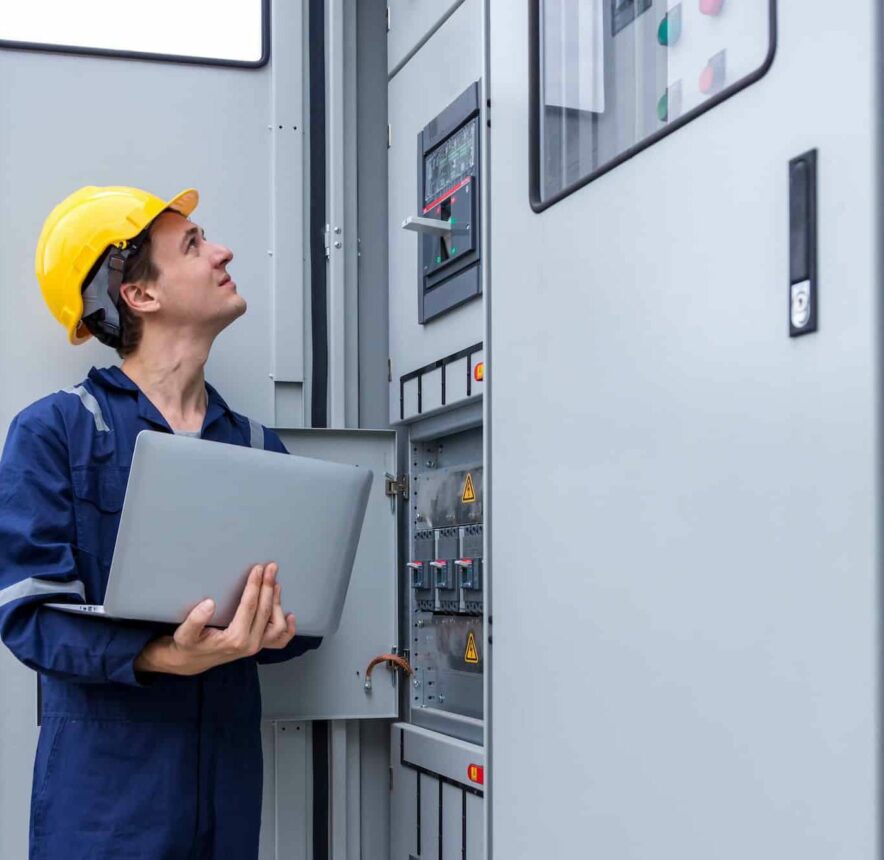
left=386, top=0, right=487, bottom=852
left=388, top=0, right=485, bottom=425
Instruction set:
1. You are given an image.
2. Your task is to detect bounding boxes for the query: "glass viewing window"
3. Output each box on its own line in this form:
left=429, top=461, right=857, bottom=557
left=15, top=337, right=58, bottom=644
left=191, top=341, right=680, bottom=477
left=0, top=0, right=266, bottom=66
left=532, top=0, right=775, bottom=209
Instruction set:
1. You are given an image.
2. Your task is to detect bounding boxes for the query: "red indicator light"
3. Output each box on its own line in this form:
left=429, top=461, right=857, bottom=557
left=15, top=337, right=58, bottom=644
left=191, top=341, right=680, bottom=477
left=467, top=764, right=485, bottom=785
left=474, top=362, right=485, bottom=383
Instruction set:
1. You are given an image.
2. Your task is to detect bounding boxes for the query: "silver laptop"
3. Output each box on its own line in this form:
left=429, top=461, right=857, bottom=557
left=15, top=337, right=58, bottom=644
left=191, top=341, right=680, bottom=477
left=47, top=431, right=372, bottom=637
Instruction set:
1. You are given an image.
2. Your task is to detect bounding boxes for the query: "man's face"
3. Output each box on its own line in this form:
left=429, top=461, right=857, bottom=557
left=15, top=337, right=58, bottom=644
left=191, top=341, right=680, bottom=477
left=142, top=210, right=246, bottom=335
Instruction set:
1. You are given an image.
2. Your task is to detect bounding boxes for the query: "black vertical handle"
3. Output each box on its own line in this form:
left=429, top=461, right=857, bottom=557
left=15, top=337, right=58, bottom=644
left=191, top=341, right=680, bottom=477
left=789, top=150, right=818, bottom=336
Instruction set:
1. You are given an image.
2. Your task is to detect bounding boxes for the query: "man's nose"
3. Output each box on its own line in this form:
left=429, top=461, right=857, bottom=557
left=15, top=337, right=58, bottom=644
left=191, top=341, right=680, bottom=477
left=213, top=242, right=234, bottom=266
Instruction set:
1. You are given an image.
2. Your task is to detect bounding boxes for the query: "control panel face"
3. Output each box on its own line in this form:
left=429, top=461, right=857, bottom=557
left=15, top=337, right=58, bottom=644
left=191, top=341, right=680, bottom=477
left=408, top=430, right=484, bottom=733
left=416, top=83, right=482, bottom=323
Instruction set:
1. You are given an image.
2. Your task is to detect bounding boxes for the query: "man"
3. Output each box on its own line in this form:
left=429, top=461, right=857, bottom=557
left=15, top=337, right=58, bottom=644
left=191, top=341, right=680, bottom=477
left=0, top=186, right=320, bottom=859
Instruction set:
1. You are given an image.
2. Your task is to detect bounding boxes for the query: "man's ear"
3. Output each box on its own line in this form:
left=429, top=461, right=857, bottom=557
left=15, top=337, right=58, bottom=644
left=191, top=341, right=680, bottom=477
left=118, top=280, right=160, bottom=315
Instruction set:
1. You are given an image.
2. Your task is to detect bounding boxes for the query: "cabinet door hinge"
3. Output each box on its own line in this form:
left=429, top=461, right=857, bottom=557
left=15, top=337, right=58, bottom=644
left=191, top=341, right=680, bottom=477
left=323, top=223, right=331, bottom=259
left=386, top=6, right=391, bottom=32
left=385, top=473, right=409, bottom=501
left=387, top=124, right=392, bottom=149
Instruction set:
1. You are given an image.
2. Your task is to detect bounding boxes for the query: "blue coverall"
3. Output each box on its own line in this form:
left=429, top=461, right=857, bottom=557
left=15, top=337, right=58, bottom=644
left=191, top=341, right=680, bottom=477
left=0, top=365, right=321, bottom=859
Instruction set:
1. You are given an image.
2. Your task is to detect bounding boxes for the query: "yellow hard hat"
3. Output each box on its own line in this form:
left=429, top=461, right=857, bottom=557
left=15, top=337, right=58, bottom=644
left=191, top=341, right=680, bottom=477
left=35, top=185, right=199, bottom=345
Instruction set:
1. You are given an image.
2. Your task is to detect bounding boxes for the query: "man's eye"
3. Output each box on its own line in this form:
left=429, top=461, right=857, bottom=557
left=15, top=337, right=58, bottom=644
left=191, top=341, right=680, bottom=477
left=187, top=237, right=197, bottom=251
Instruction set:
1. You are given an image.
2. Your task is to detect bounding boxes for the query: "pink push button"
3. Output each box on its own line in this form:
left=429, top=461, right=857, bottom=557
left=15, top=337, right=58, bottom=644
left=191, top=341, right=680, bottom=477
left=699, top=51, right=726, bottom=95
left=699, top=0, right=724, bottom=14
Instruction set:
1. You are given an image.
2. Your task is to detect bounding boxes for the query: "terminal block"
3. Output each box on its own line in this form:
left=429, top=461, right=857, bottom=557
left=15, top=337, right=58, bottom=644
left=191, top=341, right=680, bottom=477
left=455, top=558, right=482, bottom=591
left=412, top=529, right=436, bottom=612
left=408, top=561, right=431, bottom=590
left=430, top=560, right=454, bottom=590
left=460, top=524, right=483, bottom=614
left=435, top=527, right=461, bottom=612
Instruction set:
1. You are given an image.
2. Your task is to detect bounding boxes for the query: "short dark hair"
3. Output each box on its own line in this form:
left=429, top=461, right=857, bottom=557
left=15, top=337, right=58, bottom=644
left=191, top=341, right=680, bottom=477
left=116, top=227, right=161, bottom=359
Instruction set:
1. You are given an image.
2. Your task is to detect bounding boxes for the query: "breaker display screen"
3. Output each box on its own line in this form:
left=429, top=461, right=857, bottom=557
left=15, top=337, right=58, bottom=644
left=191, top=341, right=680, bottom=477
left=424, top=118, right=477, bottom=206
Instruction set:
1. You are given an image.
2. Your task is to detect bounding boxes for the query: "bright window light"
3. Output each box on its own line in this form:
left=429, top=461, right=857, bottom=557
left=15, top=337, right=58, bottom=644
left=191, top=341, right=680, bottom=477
left=0, top=0, right=264, bottom=65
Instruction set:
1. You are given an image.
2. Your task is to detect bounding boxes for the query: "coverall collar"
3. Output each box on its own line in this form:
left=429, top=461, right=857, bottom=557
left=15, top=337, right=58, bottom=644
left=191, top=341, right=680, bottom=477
left=87, top=365, right=234, bottom=435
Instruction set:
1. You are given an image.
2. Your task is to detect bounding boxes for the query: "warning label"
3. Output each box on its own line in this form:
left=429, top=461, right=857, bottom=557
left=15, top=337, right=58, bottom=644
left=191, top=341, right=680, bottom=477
left=464, top=632, right=480, bottom=664
left=462, top=473, right=476, bottom=504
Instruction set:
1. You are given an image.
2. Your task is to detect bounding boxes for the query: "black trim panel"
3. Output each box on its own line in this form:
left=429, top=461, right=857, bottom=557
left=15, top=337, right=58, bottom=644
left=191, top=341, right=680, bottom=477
left=529, top=0, right=778, bottom=212
left=399, top=728, right=484, bottom=798
left=400, top=342, right=484, bottom=420
left=309, top=0, right=329, bottom=428
left=312, top=720, right=329, bottom=860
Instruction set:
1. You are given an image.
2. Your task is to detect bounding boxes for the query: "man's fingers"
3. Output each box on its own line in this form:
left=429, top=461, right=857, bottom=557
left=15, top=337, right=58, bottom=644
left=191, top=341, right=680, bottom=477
left=267, top=584, right=285, bottom=631
left=260, top=585, right=287, bottom=643
left=263, top=611, right=297, bottom=649
left=227, top=564, right=264, bottom=638
left=174, top=599, right=215, bottom=648
left=250, top=564, right=278, bottom=641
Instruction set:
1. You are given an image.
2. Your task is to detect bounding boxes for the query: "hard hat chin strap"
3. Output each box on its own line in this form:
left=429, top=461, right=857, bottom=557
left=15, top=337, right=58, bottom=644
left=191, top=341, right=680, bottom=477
left=81, top=231, right=146, bottom=348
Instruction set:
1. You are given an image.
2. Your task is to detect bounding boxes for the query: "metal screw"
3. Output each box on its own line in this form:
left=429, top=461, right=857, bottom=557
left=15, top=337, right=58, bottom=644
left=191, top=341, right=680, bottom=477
left=334, top=226, right=342, bottom=234
left=438, top=695, right=446, bottom=704
left=412, top=678, right=421, bottom=688
left=334, top=241, right=342, bottom=249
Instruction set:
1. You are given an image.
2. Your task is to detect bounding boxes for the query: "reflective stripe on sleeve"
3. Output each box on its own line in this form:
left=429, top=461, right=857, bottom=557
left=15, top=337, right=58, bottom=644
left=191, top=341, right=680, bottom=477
left=248, top=418, right=265, bottom=450
left=0, top=577, right=86, bottom=610
left=63, top=386, right=110, bottom=432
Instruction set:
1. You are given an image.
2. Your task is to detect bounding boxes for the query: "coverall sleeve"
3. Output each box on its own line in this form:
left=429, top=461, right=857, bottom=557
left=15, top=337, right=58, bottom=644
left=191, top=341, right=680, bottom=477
left=256, top=425, right=323, bottom=664
left=0, top=413, right=156, bottom=686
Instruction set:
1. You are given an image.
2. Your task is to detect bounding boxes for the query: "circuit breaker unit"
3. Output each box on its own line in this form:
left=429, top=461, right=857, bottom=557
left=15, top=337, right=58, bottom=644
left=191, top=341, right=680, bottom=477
left=406, top=82, right=482, bottom=323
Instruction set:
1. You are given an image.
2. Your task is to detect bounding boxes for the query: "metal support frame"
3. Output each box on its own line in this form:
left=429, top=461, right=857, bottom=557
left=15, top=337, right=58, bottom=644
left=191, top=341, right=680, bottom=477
left=330, top=721, right=362, bottom=860
left=326, top=0, right=361, bottom=429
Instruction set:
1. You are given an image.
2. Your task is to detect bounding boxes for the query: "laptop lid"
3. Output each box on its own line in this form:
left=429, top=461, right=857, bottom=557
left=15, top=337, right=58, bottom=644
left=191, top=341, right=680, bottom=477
left=103, top=431, right=372, bottom=636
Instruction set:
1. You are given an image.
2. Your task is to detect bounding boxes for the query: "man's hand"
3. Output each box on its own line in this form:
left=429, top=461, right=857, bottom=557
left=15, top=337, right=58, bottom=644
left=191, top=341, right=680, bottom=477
left=134, top=562, right=297, bottom=676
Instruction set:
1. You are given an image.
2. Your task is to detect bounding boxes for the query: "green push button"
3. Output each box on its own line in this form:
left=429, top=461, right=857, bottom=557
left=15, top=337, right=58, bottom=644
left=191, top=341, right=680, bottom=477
left=657, top=4, right=682, bottom=46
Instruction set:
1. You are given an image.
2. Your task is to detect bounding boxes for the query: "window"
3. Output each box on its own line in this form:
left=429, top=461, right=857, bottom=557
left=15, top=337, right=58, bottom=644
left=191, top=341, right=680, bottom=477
left=532, top=0, right=776, bottom=209
left=0, top=0, right=267, bottom=67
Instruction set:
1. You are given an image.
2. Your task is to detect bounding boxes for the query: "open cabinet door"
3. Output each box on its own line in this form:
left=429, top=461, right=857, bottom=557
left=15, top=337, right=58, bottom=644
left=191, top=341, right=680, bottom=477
left=259, top=429, right=400, bottom=720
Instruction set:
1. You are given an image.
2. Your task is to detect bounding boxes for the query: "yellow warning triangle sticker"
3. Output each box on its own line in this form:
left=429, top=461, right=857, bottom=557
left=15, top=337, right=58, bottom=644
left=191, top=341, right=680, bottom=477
left=462, top=473, right=476, bottom=504
left=464, top=632, right=480, bottom=664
